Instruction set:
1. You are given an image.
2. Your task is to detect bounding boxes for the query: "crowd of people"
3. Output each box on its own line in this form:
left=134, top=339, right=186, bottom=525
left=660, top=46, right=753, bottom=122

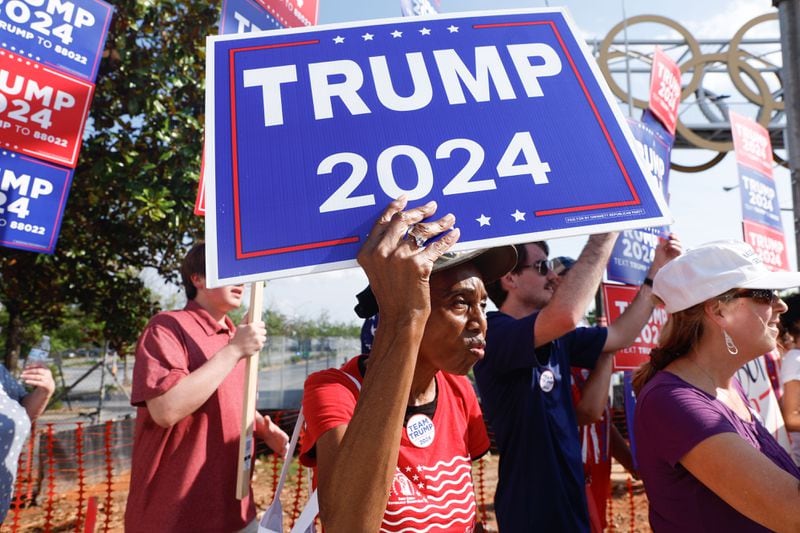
left=120, top=200, right=800, bottom=532
left=6, top=198, right=800, bottom=532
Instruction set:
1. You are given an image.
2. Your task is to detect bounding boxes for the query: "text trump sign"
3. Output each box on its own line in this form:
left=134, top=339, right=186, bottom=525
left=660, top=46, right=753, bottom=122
left=0, top=149, right=73, bottom=253
left=0, top=48, right=94, bottom=167
left=602, top=283, right=666, bottom=370
left=204, top=8, right=671, bottom=285
left=730, top=111, right=789, bottom=271
left=0, top=0, right=114, bottom=81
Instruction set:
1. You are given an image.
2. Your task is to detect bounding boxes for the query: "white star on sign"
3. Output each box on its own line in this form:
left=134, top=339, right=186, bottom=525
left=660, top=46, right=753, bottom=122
left=512, top=210, right=526, bottom=222
left=333, top=35, right=344, bottom=44
left=391, top=30, right=403, bottom=38
left=362, top=32, right=374, bottom=41
left=447, top=25, right=459, bottom=33
left=413, top=474, right=419, bottom=481
left=405, top=466, right=412, bottom=472
left=419, top=27, right=431, bottom=36
left=476, top=214, right=491, bottom=227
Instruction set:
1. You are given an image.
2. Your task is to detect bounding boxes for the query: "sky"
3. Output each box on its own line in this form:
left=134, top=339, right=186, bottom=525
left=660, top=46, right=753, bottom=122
left=185, top=0, right=790, bottom=324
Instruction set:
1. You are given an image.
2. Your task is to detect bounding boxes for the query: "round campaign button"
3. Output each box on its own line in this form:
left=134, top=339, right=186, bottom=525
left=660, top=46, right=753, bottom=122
left=406, top=414, right=435, bottom=448
left=539, top=369, right=555, bottom=392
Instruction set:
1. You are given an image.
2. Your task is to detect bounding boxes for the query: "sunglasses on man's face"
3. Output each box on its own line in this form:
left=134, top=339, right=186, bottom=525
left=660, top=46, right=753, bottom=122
left=520, top=259, right=555, bottom=276
left=730, top=289, right=781, bottom=306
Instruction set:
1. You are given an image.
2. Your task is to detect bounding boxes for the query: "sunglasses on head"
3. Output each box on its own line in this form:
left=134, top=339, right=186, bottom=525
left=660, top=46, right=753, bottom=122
left=520, top=259, right=554, bottom=276
left=729, top=289, right=781, bottom=305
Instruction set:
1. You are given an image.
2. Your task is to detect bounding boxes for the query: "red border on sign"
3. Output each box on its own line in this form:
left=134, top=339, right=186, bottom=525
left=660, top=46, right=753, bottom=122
left=227, top=39, right=361, bottom=260
left=226, top=20, right=644, bottom=260
left=473, top=21, right=641, bottom=216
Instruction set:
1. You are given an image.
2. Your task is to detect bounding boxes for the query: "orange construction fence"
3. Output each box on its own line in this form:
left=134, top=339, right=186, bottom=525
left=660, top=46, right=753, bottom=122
left=0, top=416, right=649, bottom=532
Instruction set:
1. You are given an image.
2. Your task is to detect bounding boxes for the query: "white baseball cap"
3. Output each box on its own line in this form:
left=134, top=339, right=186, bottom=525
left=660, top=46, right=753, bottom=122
left=653, top=240, right=800, bottom=313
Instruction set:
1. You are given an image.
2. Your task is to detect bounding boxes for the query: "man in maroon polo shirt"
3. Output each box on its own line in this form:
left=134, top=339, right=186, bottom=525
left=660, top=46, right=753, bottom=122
left=125, top=243, right=289, bottom=533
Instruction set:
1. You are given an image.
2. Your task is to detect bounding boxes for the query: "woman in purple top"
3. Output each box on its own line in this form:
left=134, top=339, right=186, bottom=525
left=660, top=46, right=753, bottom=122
left=633, top=240, right=800, bottom=532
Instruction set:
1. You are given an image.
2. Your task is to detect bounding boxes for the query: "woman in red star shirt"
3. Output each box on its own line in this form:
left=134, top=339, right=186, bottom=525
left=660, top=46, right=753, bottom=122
left=300, top=197, right=516, bottom=532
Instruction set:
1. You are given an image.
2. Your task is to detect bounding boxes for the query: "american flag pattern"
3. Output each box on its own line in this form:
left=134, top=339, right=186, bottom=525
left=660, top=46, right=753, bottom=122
left=300, top=358, right=489, bottom=532
left=382, top=455, right=477, bottom=532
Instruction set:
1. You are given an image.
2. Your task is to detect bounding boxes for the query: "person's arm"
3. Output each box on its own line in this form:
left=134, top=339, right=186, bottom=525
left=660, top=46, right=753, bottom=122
left=255, top=411, right=289, bottom=456
left=609, top=424, right=637, bottom=478
left=314, top=198, right=459, bottom=532
left=534, top=233, right=618, bottom=348
left=781, top=379, right=800, bottom=432
left=145, top=321, right=266, bottom=427
left=602, top=282, right=656, bottom=353
left=603, top=234, right=682, bottom=352
left=681, top=432, right=800, bottom=532
left=19, top=365, right=55, bottom=420
left=574, top=353, right=614, bottom=424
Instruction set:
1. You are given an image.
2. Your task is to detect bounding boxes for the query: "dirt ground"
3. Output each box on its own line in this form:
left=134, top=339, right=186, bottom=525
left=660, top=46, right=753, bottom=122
left=1, top=454, right=651, bottom=532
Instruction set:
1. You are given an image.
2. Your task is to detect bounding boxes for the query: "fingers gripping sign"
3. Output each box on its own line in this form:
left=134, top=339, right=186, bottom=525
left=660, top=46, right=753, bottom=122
left=230, top=319, right=267, bottom=358
left=652, top=233, right=684, bottom=272
left=358, top=197, right=460, bottom=319
left=404, top=214, right=459, bottom=253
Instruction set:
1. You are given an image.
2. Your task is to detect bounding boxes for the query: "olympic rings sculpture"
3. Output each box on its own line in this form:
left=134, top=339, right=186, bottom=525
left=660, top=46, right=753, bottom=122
left=596, top=13, right=784, bottom=172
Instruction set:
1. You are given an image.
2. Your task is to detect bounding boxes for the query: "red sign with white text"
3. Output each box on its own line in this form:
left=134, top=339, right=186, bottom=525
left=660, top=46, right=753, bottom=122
left=743, top=220, right=790, bottom=272
left=648, top=47, right=681, bottom=135
left=730, top=111, right=774, bottom=177
left=255, top=0, right=318, bottom=28
left=732, top=111, right=789, bottom=270
left=602, top=283, right=667, bottom=370
left=0, top=50, right=94, bottom=168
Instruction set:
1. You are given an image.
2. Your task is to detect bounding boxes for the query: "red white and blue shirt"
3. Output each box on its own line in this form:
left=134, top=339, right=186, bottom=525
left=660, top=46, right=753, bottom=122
left=301, top=356, right=489, bottom=532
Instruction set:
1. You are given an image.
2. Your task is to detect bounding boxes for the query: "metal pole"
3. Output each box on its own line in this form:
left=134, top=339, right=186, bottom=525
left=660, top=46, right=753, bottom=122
left=48, top=359, right=103, bottom=408
left=774, top=0, right=800, bottom=268
left=621, top=0, right=634, bottom=117
left=53, top=354, right=72, bottom=410
left=96, top=341, right=109, bottom=422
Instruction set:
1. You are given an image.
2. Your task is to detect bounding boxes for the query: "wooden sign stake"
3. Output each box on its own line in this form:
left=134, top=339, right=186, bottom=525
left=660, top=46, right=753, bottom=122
left=236, top=280, right=264, bottom=500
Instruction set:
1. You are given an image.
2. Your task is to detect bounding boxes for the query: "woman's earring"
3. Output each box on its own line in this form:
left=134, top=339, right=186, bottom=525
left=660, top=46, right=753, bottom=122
left=723, top=329, right=739, bottom=355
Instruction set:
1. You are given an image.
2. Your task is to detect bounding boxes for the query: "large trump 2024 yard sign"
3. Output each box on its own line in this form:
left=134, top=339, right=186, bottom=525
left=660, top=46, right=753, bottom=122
left=204, top=8, right=671, bottom=286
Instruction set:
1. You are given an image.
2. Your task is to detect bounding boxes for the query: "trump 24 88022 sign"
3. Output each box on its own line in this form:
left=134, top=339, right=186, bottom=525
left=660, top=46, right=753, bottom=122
left=204, top=8, right=671, bottom=285
left=0, top=49, right=94, bottom=167
left=0, top=0, right=113, bottom=81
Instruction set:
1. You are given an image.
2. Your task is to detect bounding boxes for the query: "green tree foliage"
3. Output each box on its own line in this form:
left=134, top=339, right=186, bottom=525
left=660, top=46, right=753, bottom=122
left=1, top=0, right=217, bottom=369
left=0, top=304, right=104, bottom=358
left=263, top=308, right=360, bottom=338
left=46, top=306, right=104, bottom=356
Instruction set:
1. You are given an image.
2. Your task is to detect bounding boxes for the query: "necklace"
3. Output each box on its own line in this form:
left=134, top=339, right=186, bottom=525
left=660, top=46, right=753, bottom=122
left=688, top=358, right=749, bottom=417
left=689, top=358, right=720, bottom=392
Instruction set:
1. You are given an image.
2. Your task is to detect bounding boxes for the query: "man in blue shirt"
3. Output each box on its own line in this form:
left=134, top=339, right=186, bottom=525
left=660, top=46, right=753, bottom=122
left=475, top=233, right=681, bottom=532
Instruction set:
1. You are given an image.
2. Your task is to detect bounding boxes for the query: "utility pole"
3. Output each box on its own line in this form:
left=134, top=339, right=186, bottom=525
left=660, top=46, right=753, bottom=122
left=774, top=0, right=800, bottom=268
